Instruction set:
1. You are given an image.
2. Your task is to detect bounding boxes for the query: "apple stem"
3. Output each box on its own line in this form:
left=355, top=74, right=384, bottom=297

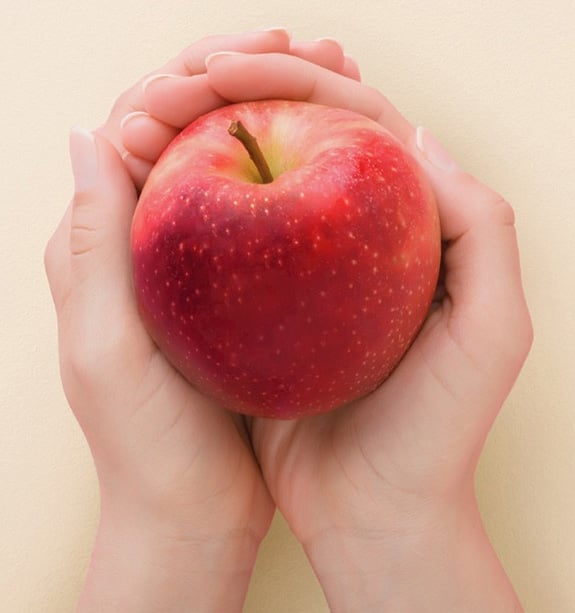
left=228, top=120, right=274, bottom=184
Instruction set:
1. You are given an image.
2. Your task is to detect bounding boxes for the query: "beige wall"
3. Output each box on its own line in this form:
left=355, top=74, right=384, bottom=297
left=2, top=1, right=574, bottom=611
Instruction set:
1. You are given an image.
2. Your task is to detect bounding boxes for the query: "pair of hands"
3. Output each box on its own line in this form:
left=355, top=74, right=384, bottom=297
left=45, top=29, right=531, bottom=612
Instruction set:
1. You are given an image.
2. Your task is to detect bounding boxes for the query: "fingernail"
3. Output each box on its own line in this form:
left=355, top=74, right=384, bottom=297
left=257, top=27, right=292, bottom=38
left=313, top=37, right=344, bottom=50
left=416, top=127, right=459, bottom=172
left=142, top=73, right=179, bottom=94
left=205, top=51, right=245, bottom=68
left=69, top=127, right=98, bottom=192
left=120, top=110, right=149, bottom=130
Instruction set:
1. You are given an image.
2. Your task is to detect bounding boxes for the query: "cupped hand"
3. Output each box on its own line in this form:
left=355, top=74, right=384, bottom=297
left=110, top=32, right=360, bottom=189
left=120, top=47, right=532, bottom=610
left=203, top=53, right=533, bottom=611
left=44, top=31, right=359, bottom=611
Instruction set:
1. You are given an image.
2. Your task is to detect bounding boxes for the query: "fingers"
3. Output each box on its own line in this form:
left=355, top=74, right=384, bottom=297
left=123, top=74, right=228, bottom=189
left=163, top=28, right=291, bottom=75
left=119, top=110, right=179, bottom=190
left=289, top=38, right=361, bottom=81
left=67, top=128, right=136, bottom=273
left=142, top=73, right=228, bottom=129
left=290, top=38, right=360, bottom=81
left=125, top=37, right=361, bottom=186
left=122, top=154, right=155, bottom=192
left=140, top=38, right=360, bottom=131
left=342, top=55, right=361, bottom=81
left=96, top=28, right=292, bottom=151
left=99, top=31, right=356, bottom=188
left=120, top=111, right=180, bottom=160
left=205, top=52, right=413, bottom=143
left=352, top=128, right=532, bottom=486
left=288, top=38, right=347, bottom=74
left=412, top=127, right=533, bottom=366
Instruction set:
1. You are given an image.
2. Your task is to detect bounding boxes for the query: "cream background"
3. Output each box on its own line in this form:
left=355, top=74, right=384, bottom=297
left=2, top=1, right=574, bottom=611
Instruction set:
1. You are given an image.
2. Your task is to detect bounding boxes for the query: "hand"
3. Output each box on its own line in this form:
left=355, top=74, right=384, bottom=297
left=107, top=32, right=360, bottom=190
left=203, top=53, right=531, bottom=611
left=45, top=31, right=357, bottom=613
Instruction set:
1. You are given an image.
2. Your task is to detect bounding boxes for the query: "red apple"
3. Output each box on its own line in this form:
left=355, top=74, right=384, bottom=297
left=131, top=100, right=440, bottom=419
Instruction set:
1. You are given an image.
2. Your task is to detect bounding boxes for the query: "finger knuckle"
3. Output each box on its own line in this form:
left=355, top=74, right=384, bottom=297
left=70, top=199, right=102, bottom=257
left=468, top=183, right=516, bottom=227
left=489, top=195, right=516, bottom=227
left=491, top=305, right=534, bottom=370
left=110, top=87, right=139, bottom=119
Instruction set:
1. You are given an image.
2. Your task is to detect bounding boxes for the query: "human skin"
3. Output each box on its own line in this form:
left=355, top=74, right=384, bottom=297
left=202, top=52, right=532, bottom=612
left=45, top=29, right=359, bottom=613
left=46, top=29, right=531, bottom=612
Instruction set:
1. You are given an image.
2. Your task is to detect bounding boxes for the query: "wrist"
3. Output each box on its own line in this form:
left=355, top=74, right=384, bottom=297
left=77, top=505, right=262, bottom=613
left=304, top=495, right=523, bottom=613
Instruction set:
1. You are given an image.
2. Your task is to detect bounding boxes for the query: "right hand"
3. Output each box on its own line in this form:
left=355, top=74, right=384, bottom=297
left=104, top=29, right=360, bottom=189
left=208, top=52, right=532, bottom=612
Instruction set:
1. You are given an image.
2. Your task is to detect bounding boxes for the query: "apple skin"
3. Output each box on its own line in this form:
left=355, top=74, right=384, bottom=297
left=131, top=100, right=440, bottom=419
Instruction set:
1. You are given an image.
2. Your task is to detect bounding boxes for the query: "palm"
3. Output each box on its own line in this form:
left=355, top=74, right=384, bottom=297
left=85, top=302, right=275, bottom=538
left=49, top=140, right=274, bottom=542
left=141, top=353, right=275, bottom=538
left=249, top=303, right=495, bottom=546
left=250, top=407, right=380, bottom=546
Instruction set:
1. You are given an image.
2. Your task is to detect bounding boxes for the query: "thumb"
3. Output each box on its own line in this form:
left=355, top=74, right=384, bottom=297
left=63, top=128, right=145, bottom=381
left=410, top=127, right=532, bottom=371
left=69, top=127, right=137, bottom=283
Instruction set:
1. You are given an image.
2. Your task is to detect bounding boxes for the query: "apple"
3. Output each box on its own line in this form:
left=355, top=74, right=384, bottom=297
left=131, top=100, right=440, bottom=419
